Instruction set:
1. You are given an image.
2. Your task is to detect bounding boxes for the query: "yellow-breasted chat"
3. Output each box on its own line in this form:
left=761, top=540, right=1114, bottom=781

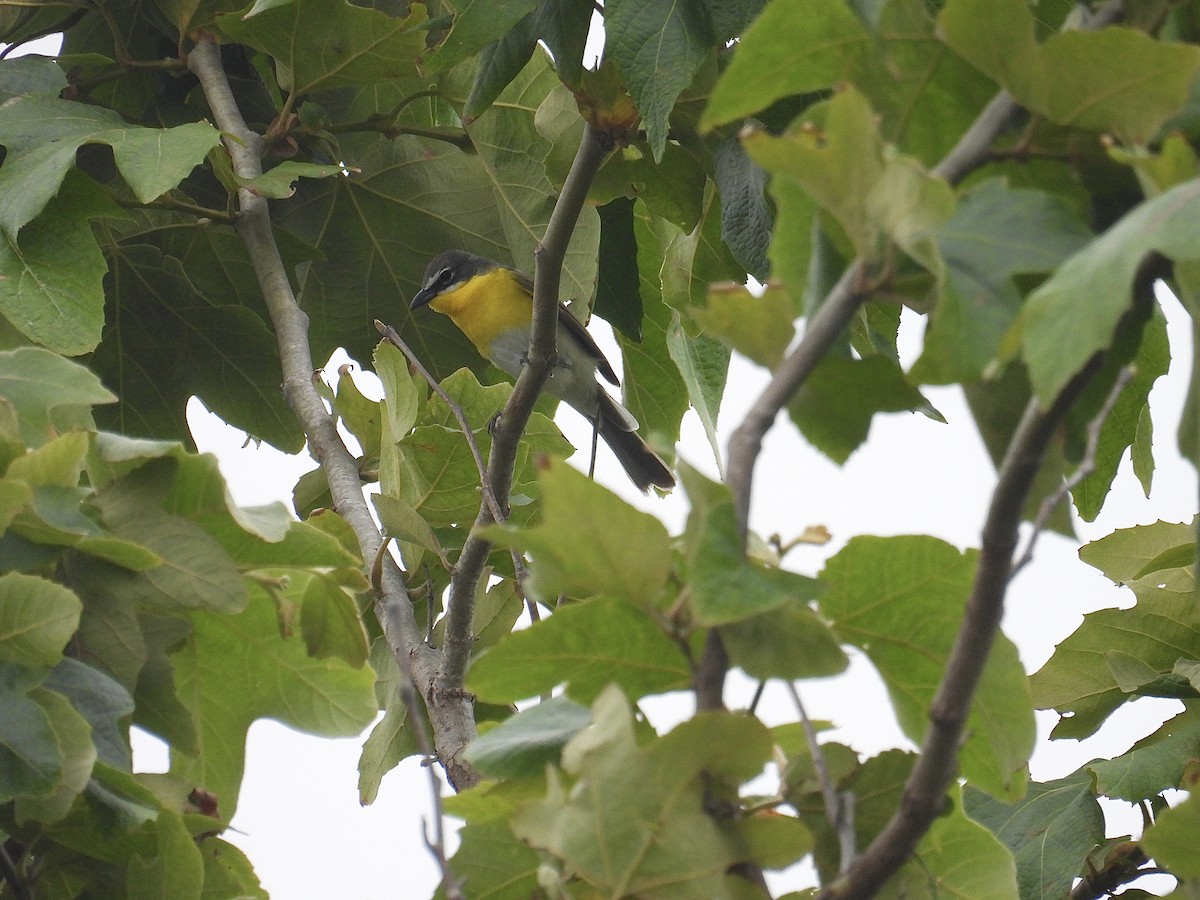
left=410, top=250, right=675, bottom=492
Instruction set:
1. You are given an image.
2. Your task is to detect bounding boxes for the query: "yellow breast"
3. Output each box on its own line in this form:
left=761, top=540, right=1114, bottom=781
left=428, top=267, right=532, bottom=360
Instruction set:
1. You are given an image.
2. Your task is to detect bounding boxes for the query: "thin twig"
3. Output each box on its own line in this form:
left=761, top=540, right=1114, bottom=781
left=785, top=681, right=855, bottom=872
left=374, top=320, right=504, bottom=524
left=1011, top=364, right=1137, bottom=578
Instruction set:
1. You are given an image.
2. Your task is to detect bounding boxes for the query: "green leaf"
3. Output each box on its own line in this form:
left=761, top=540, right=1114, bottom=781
left=913, top=178, right=1093, bottom=385
left=595, top=197, right=644, bottom=341
left=692, top=283, right=795, bottom=371
left=1011, top=178, right=1200, bottom=407
left=237, top=161, right=346, bottom=199
left=1142, top=787, right=1200, bottom=878
left=1031, top=576, right=1200, bottom=739
left=712, top=136, right=773, bottom=282
left=332, top=362, right=383, bottom=461
left=615, top=210, right=690, bottom=448
left=742, top=89, right=884, bottom=261
left=939, top=0, right=1200, bottom=142
left=0, top=169, right=116, bottom=355
left=787, top=355, right=930, bottom=465
left=170, top=588, right=378, bottom=819
left=1071, top=308, right=1170, bottom=521
left=44, top=657, right=134, bottom=769
left=0, top=663, right=61, bottom=801
left=358, top=639, right=417, bottom=806
left=215, top=0, right=426, bottom=95
left=0, top=55, right=68, bottom=103
left=964, top=771, right=1105, bottom=900
left=126, top=809, right=204, bottom=900
left=485, top=459, right=672, bottom=607
left=1088, top=705, right=1200, bottom=802
left=90, top=464, right=249, bottom=614
left=0, top=572, right=82, bottom=668
left=701, top=0, right=868, bottom=131
left=12, top=685, right=95, bottom=825
left=439, top=820, right=541, bottom=900
left=0, top=347, right=115, bottom=448
left=372, top=493, right=446, bottom=571
left=915, top=785, right=1019, bottom=899
left=466, top=596, right=691, bottom=704
left=606, top=0, right=714, bottom=162
left=744, top=87, right=954, bottom=269
left=464, top=695, right=591, bottom=778
left=93, top=244, right=299, bottom=453
left=821, top=535, right=1033, bottom=799
left=299, top=573, right=369, bottom=669
left=720, top=601, right=848, bottom=681
left=512, top=688, right=772, bottom=896
left=0, top=96, right=219, bottom=236
left=197, top=838, right=268, bottom=899
left=681, top=465, right=822, bottom=626
left=423, top=0, right=538, bottom=74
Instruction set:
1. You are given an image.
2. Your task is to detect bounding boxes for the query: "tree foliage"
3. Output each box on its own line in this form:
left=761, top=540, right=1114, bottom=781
left=1, top=0, right=1199, bottom=897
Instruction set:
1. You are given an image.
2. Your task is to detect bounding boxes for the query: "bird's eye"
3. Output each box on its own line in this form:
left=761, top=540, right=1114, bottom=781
left=434, top=267, right=454, bottom=287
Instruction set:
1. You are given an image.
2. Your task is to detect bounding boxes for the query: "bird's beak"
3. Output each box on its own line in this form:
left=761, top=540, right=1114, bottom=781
left=410, top=287, right=435, bottom=310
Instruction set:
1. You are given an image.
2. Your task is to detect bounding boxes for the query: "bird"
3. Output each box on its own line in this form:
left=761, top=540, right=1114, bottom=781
left=410, top=250, right=675, bottom=492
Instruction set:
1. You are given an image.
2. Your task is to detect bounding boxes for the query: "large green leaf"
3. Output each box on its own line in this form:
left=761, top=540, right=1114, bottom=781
left=0, top=170, right=116, bottom=356
left=466, top=596, right=691, bottom=704
left=0, top=572, right=82, bottom=668
left=821, top=535, right=1034, bottom=799
left=1010, top=178, right=1200, bottom=407
left=1070, top=308, right=1169, bottom=521
left=939, top=0, right=1200, bottom=142
left=215, top=0, right=426, bottom=95
left=1088, top=704, right=1200, bottom=802
left=964, top=771, right=1104, bottom=900
left=701, top=0, right=868, bottom=131
left=0, top=96, right=218, bottom=237
left=743, top=87, right=954, bottom=266
left=464, top=695, right=591, bottom=778
left=0, top=348, right=114, bottom=448
left=787, top=354, right=930, bottom=464
left=511, top=687, right=778, bottom=896
left=422, top=0, right=538, bottom=74
left=170, top=588, right=377, bottom=819
left=93, top=245, right=299, bottom=452
left=484, top=460, right=673, bottom=607
left=1143, top=787, right=1200, bottom=878
left=605, top=0, right=714, bottom=162
left=1031, top=570, right=1200, bottom=739
left=913, top=178, right=1093, bottom=385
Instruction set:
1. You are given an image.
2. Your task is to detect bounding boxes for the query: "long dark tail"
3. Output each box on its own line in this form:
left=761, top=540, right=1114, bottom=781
left=596, top=393, right=675, bottom=492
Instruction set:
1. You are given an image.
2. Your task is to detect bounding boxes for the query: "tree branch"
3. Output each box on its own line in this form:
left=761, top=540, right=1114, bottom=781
left=434, top=123, right=613, bottom=695
left=823, top=355, right=1105, bottom=899
left=186, top=38, right=479, bottom=790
